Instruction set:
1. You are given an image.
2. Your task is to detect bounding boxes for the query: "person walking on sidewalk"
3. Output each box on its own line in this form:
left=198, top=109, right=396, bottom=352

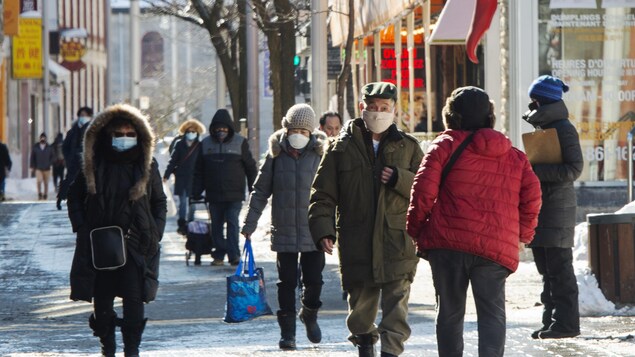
left=407, top=86, right=543, bottom=357
left=163, top=118, right=205, bottom=236
left=52, top=133, right=65, bottom=193
left=192, top=109, right=258, bottom=266
left=0, top=139, right=11, bottom=201
left=67, top=104, right=167, bottom=357
left=58, top=106, right=93, bottom=210
left=242, top=104, right=326, bottom=350
left=309, top=82, right=423, bottom=357
left=30, top=132, right=55, bottom=200
left=523, top=75, right=583, bottom=339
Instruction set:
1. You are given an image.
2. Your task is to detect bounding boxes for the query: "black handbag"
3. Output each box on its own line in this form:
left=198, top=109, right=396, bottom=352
left=89, top=226, right=128, bottom=270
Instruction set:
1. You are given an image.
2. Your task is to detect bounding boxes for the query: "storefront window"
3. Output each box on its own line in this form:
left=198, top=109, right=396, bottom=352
left=539, top=0, right=635, bottom=182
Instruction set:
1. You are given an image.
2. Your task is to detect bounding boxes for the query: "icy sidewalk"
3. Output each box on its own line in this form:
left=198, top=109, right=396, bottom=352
left=0, top=201, right=634, bottom=356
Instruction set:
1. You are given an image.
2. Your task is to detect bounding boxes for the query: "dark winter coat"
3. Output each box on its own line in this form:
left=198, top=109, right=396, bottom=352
left=309, top=119, right=423, bottom=289
left=407, top=129, right=542, bottom=272
left=67, top=104, right=167, bottom=303
left=523, top=100, right=583, bottom=248
left=0, top=142, right=11, bottom=181
left=163, top=137, right=200, bottom=195
left=243, top=129, right=326, bottom=252
left=30, top=142, right=55, bottom=170
left=63, top=121, right=89, bottom=179
left=192, top=111, right=258, bottom=202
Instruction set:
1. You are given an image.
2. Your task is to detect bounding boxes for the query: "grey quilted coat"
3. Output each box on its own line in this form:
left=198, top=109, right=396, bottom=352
left=242, top=129, right=326, bottom=252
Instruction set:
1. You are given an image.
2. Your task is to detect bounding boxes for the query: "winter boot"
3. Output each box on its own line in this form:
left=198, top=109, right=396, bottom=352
left=299, top=305, right=321, bottom=343
left=88, top=312, right=117, bottom=357
left=355, top=334, right=376, bottom=357
left=177, top=219, right=187, bottom=235
left=277, top=311, right=296, bottom=350
left=121, top=318, right=147, bottom=357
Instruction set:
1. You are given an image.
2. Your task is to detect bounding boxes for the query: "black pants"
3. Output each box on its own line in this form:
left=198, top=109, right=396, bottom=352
left=531, top=247, right=580, bottom=333
left=276, top=251, right=325, bottom=313
left=93, top=259, right=144, bottom=323
left=52, top=164, right=65, bottom=189
left=429, top=249, right=510, bottom=357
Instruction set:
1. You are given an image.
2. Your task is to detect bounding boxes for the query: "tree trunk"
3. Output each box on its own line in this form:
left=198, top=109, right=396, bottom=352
left=237, top=0, right=248, bottom=127
left=266, top=29, right=283, bottom=131
left=337, top=0, right=355, bottom=118
left=278, top=19, right=296, bottom=126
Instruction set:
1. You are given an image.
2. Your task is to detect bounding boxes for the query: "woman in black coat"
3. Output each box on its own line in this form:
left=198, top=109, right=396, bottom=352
left=67, top=104, right=167, bottom=357
left=163, top=118, right=205, bottom=236
left=524, top=75, right=583, bottom=340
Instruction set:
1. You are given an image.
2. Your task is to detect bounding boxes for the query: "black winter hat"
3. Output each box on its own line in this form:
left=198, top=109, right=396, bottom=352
left=210, top=109, right=234, bottom=132
left=444, top=86, right=491, bottom=130
left=361, top=82, right=398, bottom=102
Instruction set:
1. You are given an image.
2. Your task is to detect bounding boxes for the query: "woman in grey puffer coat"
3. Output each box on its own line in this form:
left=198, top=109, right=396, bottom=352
left=242, top=104, right=326, bottom=351
left=523, top=75, right=583, bottom=340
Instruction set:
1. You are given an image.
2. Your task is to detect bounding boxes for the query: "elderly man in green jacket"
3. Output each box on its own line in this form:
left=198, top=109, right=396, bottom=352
left=309, top=82, right=423, bottom=357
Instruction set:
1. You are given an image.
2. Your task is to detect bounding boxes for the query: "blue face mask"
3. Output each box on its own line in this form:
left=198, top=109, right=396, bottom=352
left=185, top=132, right=197, bottom=141
left=78, top=116, right=91, bottom=126
left=112, top=137, right=138, bottom=152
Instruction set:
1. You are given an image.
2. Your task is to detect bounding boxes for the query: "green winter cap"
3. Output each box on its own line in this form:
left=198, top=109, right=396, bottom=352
left=361, top=82, right=398, bottom=102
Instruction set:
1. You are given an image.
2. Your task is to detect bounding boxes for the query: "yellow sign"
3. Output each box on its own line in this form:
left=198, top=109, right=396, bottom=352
left=3, top=0, right=20, bottom=36
left=12, top=17, right=42, bottom=79
left=60, top=41, right=87, bottom=71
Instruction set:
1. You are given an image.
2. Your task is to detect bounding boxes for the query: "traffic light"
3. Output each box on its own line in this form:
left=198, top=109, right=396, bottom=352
left=294, top=55, right=301, bottom=67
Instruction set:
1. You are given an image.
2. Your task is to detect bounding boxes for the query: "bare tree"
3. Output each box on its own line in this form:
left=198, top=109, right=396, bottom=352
left=147, top=0, right=247, bottom=128
left=147, top=0, right=309, bottom=132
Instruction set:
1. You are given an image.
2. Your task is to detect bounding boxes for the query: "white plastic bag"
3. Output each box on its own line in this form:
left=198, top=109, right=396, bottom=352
left=162, top=181, right=177, bottom=217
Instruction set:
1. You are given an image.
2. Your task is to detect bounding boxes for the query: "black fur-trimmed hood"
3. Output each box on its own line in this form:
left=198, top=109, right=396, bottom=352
left=268, top=128, right=326, bottom=158
left=82, top=104, right=156, bottom=201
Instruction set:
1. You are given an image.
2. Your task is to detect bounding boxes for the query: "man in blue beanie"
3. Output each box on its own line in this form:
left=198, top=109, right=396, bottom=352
left=523, top=75, right=583, bottom=339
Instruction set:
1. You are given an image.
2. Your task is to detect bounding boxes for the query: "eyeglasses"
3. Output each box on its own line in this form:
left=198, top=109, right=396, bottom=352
left=113, top=131, right=137, bottom=138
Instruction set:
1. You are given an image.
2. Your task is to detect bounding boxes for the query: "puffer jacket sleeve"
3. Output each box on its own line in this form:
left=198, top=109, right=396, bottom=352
left=308, top=145, right=339, bottom=245
left=393, top=143, right=424, bottom=199
left=163, top=140, right=183, bottom=179
left=517, top=150, right=542, bottom=244
left=532, top=123, right=583, bottom=183
left=149, top=160, right=167, bottom=238
left=406, top=141, right=447, bottom=240
left=242, top=155, right=274, bottom=235
left=67, top=171, right=87, bottom=232
left=242, top=139, right=258, bottom=191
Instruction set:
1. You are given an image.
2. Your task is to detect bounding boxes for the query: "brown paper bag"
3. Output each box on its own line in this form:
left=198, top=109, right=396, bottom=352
left=522, top=128, right=562, bottom=164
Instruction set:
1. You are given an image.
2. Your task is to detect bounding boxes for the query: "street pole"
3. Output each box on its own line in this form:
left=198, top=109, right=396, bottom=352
left=42, top=2, right=50, bottom=136
left=245, top=2, right=259, bottom=158
left=216, top=57, right=225, bottom=109
left=171, top=17, right=178, bottom=124
left=129, top=0, right=140, bottom=107
left=311, top=0, right=328, bottom=115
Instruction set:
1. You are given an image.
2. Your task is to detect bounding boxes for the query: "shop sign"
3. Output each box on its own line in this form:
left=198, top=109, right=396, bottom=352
left=60, top=41, right=86, bottom=71
left=380, top=47, right=425, bottom=88
left=3, top=0, right=21, bottom=36
left=12, top=16, right=42, bottom=79
left=539, top=0, right=635, bottom=181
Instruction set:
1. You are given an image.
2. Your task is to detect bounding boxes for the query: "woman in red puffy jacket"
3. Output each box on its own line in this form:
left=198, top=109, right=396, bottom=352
left=406, top=86, right=542, bottom=357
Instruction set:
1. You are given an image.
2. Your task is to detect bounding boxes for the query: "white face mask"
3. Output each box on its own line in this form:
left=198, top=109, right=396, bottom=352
left=287, top=133, right=310, bottom=149
left=185, top=132, right=197, bottom=141
left=362, top=110, right=395, bottom=134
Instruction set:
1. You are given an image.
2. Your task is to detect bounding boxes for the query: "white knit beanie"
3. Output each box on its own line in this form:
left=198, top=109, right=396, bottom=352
left=282, top=104, right=316, bottom=132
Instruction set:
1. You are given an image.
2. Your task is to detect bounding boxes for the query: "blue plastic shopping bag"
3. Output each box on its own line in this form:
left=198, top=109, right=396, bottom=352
left=223, top=240, right=273, bottom=323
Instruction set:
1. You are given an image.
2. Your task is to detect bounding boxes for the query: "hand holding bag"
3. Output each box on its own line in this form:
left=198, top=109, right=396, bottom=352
left=223, top=240, right=273, bottom=323
left=89, top=226, right=128, bottom=270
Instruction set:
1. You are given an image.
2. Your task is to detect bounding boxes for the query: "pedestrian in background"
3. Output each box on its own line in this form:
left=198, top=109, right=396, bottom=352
left=52, top=132, right=65, bottom=193
left=407, top=86, right=542, bottom=357
left=0, top=139, right=11, bottom=201
left=163, top=118, right=206, bottom=235
left=319, top=111, right=343, bottom=137
left=30, top=132, right=55, bottom=200
left=524, top=75, right=583, bottom=339
left=242, top=104, right=326, bottom=350
left=192, top=109, right=258, bottom=266
left=58, top=106, right=93, bottom=210
left=67, top=104, right=166, bottom=357
left=309, top=82, right=423, bottom=357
